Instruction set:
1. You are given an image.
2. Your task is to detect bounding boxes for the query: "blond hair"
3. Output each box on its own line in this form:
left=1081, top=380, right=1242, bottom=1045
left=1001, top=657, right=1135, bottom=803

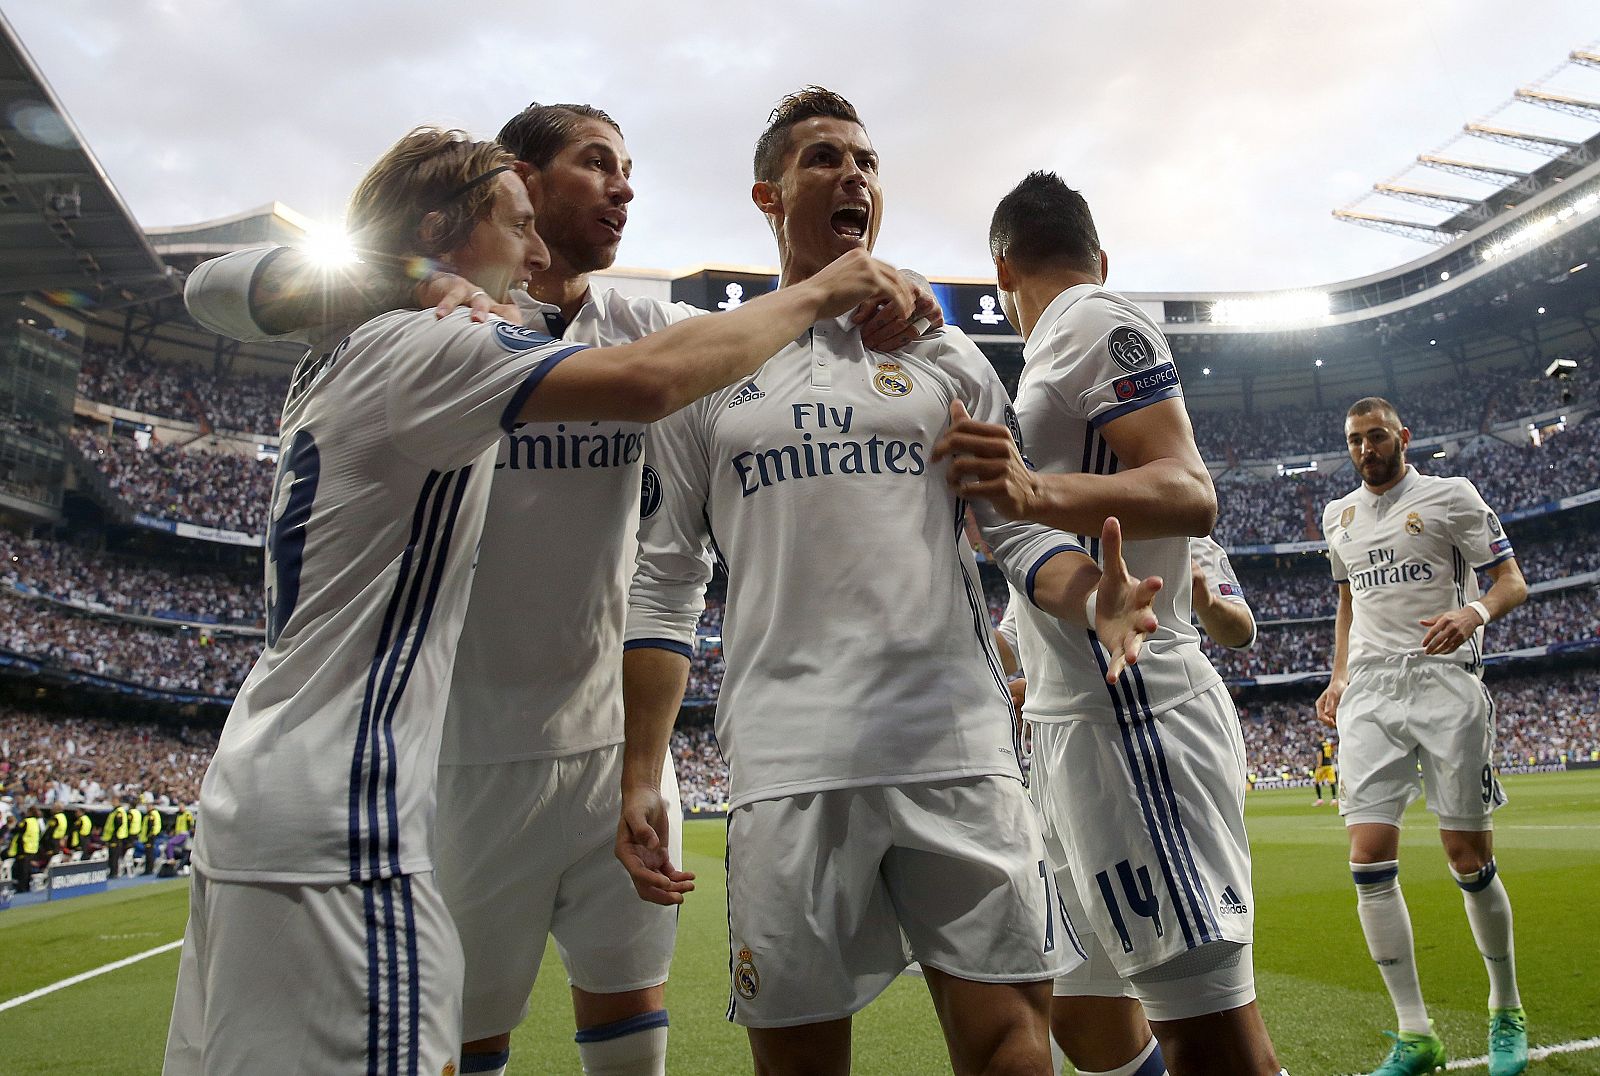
left=347, top=127, right=513, bottom=262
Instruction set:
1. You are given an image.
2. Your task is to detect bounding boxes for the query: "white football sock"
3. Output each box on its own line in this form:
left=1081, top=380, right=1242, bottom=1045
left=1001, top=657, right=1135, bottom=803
left=1451, top=858, right=1520, bottom=1009
left=575, top=1011, right=668, bottom=1076
left=1352, top=860, right=1430, bottom=1034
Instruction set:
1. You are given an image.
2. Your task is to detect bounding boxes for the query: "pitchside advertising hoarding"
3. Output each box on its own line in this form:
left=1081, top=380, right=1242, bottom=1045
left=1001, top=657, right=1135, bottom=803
left=46, top=859, right=109, bottom=900
left=669, top=271, right=1022, bottom=339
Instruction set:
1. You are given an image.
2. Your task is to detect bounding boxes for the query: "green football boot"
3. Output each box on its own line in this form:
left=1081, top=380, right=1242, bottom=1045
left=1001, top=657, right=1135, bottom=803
left=1367, top=1026, right=1447, bottom=1076
left=1487, top=1007, right=1529, bottom=1076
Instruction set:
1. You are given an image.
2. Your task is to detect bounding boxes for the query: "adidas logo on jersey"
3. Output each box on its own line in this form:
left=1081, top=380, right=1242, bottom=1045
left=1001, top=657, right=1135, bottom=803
left=1218, top=885, right=1248, bottom=916
left=728, top=381, right=766, bottom=408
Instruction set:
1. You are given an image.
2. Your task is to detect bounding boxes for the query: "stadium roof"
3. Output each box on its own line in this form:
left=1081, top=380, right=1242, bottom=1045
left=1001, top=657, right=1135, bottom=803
left=0, top=11, right=176, bottom=308
left=146, top=203, right=310, bottom=260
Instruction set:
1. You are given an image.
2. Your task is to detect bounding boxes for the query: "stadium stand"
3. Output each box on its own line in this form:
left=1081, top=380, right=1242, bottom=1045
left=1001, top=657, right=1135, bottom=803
left=76, top=342, right=286, bottom=436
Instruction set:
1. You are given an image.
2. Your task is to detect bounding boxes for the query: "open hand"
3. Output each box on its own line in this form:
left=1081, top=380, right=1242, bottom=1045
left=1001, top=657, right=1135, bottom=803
left=1093, top=517, right=1162, bottom=683
left=615, top=785, right=695, bottom=906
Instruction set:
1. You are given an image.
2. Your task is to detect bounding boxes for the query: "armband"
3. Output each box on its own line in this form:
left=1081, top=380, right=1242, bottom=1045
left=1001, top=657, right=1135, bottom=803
left=1466, top=600, right=1491, bottom=627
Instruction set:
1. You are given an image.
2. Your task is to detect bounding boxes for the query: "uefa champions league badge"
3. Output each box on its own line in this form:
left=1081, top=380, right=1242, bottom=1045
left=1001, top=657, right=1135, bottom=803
left=873, top=361, right=912, bottom=397
left=734, top=947, right=761, bottom=999
left=1405, top=511, right=1425, bottom=536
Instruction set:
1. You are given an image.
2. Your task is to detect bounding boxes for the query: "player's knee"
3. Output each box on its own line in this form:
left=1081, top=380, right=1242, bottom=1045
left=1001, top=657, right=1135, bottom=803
left=970, top=1025, right=1052, bottom=1076
left=574, top=1010, right=669, bottom=1076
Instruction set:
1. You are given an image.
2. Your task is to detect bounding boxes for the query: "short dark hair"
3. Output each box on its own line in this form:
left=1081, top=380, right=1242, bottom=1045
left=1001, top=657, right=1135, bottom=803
left=753, top=87, right=864, bottom=183
left=497, top=102, right=622, bottom=169
left=1347, top=396, right=1402, bottom=426
left=989, top=171, right=1100, bottom=273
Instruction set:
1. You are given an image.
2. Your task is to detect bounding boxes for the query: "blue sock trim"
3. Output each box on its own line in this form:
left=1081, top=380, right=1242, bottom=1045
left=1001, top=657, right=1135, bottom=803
left=459, top=1047, right=510, bottom=1073
left=1134, top=1040, right=1168, bottom=1076
left=1454, top=857, right=1498, bottom=893
left=574, top=1009, right=669, bottom=1044
left=1352, top=864, right=1398, bottom=886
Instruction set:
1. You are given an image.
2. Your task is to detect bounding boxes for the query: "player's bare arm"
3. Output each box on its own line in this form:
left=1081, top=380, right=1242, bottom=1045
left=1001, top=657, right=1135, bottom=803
left=198, top=246, right=515, bottom=336
left=518, top=248, right=912, bottom=423
left=932, top=397, right=1216, bottom=540
left=617, top=648, right=696, bottom=906
left=1419, top=556, right=1528, bottom=656
left=1193, top=560, right=1256, bottom=649
left=1028, top=517, right=1162, bottom=683
left=1316, top=583, right=1354, bottom=728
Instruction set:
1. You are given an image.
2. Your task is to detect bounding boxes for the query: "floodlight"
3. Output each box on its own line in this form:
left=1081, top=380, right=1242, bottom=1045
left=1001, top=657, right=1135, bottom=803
left=302, top=225, right=357, bottom=268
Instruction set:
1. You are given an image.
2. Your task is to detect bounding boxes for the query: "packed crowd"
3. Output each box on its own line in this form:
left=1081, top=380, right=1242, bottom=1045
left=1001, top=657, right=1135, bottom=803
left=1209, top=416, right=1600, bottom=546
left=1188, top=352, right=1593, bottom=463
left=1, top=659, right=1592, bottom=821
left=71, top=428, right=274, bottom=535
left=0, top=708, right=215, bottom=808
left=1204, top=587, right=1600, bottom=679
left=1233, top=668, right=1600, bottom=777
left=0, top=591, right=257, bottom=698
left=5, top=536, right=260, bottom=626
left=77, top=343, right=287, bottom=435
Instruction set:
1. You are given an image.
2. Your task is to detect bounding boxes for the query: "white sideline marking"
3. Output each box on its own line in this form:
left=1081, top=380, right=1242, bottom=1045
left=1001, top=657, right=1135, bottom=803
left=0, top=939, right=182, bottom=1014
left=1443, top=1036, right=1600, bottom=1070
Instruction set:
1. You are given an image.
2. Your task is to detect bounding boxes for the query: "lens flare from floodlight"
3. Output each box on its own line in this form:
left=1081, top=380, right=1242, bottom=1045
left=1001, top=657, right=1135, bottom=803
left=302, top=226, right=357, bottom=268
left=1209, top=291, right=1331, bottom=327
left=1479, top=188, right=1600, bottom=263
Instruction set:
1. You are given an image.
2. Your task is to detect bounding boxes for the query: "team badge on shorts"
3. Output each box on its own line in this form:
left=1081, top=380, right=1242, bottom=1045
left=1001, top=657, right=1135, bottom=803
left=1340, top=505, right=1356, bottom=529
left=873, top=361, right=912, bottom=397
left=1405, top=511, right=1424, bottom=536
left=734, top=946, right=761, bottom=999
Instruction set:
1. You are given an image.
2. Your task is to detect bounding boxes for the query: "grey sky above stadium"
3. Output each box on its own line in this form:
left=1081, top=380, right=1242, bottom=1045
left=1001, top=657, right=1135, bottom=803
left=6, top=2, right=1599, bottom=292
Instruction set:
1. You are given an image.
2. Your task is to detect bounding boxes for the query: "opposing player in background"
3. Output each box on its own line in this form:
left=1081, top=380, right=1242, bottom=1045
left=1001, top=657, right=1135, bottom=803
left=936, top=172, right=1285, bottom=1076
left=1311, top=739, right=1338, bottom=807
left=166, top=125, right=914, bottom=1075
left=187, top=100, right=931, bottom=1076
left=1317, top=397, right=1529, bottom=1076
left=619, top=88, right=1163, bottom=1076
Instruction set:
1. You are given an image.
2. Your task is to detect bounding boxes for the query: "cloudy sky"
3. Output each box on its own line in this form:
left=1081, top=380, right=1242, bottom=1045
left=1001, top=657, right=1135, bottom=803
left=6, top=2, right=1598, bottom=292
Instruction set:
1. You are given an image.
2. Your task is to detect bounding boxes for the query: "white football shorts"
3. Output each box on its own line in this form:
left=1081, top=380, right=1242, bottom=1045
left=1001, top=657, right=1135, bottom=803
left=1030, top=682, right=1255, bottom=982
left=724, top=774, right=1076, bottom=1028
left=434, top=745, right=681, bottom=1042
left=163, top=869, right=462, bottom=1076
left=1337, top=658, right=1506, bottom=831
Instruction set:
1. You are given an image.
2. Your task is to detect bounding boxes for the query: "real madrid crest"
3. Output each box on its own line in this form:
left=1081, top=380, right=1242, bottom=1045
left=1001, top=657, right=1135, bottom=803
left=734, top=946, right=761, bottom=999
left=1340, top=505, right=1356, bottom=529
left=872, top=361, right=912, bottom=397
left=1405, top=511, right=1424, bottom=536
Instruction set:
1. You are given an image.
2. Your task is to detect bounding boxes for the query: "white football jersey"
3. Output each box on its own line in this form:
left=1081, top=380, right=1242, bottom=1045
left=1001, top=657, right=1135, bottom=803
left=625, top=318, right=1085, bottom=809
left=1190, top=535, right=1255, bottom=650
left=1322, top=467, right=1514, bottom=669
left=1009, top=284, right=1220, bottom=725
left=440, top=289, right=700, bottom=764
left=193, top=309, right=587, bottom=883
left=185, top=248, right=708, bottom=763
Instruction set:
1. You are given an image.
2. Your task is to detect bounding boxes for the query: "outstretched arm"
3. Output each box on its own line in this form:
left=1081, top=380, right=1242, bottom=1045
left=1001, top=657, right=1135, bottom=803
left=1028, top=517, right=1162, bottom=684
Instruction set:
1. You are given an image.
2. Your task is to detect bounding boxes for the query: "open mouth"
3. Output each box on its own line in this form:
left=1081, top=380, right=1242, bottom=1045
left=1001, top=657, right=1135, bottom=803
left=830, top=203, right=870, bottom=240
left=599, top=211, right=626, bottom=239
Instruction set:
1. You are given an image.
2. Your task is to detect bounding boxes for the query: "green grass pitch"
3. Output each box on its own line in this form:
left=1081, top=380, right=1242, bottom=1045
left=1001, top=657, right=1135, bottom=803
left=2, top=772, right=1596, bottom=1074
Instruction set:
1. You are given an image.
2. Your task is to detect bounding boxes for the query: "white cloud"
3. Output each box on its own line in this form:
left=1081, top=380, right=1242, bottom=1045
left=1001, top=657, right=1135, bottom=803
left=6, top=0, right=1598, bottom=290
